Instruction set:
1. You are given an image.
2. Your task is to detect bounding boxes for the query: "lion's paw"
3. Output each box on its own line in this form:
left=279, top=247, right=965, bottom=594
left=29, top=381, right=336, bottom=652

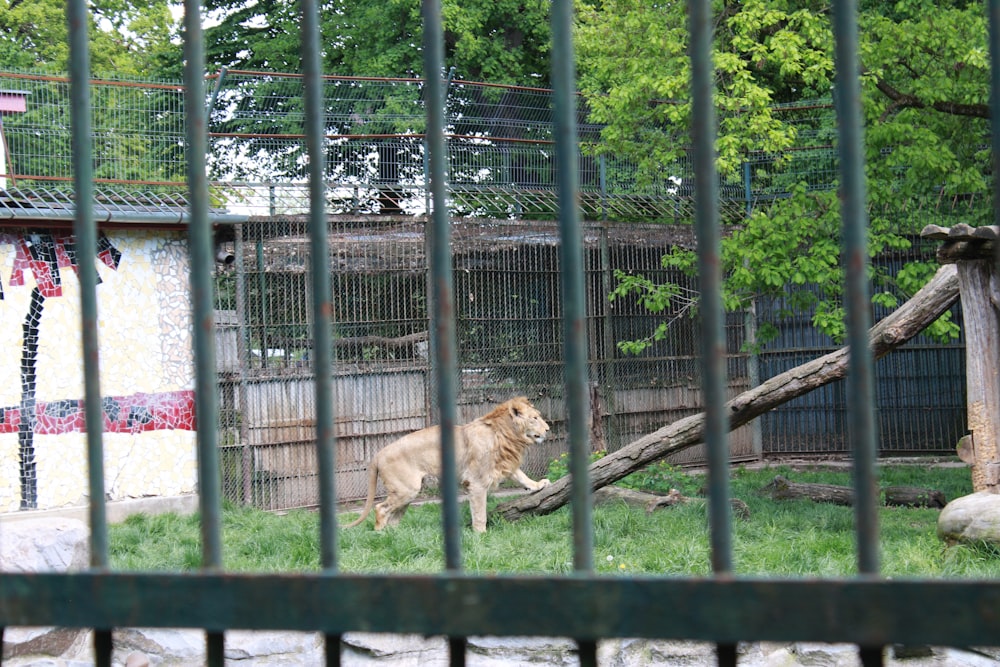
left=535, top=478, right=551, bottom=489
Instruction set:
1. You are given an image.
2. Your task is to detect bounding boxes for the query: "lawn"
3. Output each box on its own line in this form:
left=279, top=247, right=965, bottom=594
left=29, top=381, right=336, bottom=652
left=109, top=461, right=1000, bottom=578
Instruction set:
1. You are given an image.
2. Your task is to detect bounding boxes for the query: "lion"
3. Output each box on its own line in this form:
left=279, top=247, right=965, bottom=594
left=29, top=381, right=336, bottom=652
left=344, top=397, right=551, bottom=533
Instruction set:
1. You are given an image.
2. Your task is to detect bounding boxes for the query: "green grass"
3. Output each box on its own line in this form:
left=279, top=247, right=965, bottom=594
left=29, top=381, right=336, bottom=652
left=108, top=463, right=1000, bottom=578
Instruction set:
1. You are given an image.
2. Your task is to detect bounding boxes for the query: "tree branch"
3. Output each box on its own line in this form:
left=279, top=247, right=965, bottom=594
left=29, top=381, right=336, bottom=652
left=875, top=77, right=989, bottom=119
left=496, top=263, right=960, bottom=522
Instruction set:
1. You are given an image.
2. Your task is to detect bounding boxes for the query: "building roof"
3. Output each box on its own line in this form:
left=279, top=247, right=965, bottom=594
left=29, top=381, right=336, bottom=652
left=0, top=187, right=247, bottom=229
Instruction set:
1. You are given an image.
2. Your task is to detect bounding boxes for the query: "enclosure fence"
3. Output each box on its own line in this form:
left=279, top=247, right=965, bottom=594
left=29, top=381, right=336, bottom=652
left=2, top=0, right=999, bottom=666
left=213, top=214, right=966, bottom=510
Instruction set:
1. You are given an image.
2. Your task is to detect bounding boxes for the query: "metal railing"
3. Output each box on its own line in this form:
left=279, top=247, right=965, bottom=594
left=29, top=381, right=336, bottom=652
left=2, top=3, right=999, bottom=667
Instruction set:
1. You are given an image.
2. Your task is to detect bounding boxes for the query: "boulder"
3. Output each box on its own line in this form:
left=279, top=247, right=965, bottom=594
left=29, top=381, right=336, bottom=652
left=937, top=492, right=1000, bottom=545
left=0, top=518, right=91, bottom=664
left=0, top=517, right=89, bottom=572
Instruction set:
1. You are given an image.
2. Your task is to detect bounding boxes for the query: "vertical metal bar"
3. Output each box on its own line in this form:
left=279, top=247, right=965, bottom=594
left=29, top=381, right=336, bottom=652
left=300, top=1, right=340, bottom=664
left=552, top=0, right=593, bottom=577
left=300, top=0, right=336, bottom=578
left=831, top=0, right=879, bottom=575
left=66, top=0, right=106, bottom=576
left=208, top=67, right=228, bottom=115
left=421, top=0, right=464, bottom=663
left=743, top=162, right=762, bottom=460
left=689, top=1, right=734, bottom=664
left=183, top=2, right=225, bottom=664
left=832, top=0, right=881, bottom=663
left=422, top=0, right=460, bottom=570
left=688, top=0, right=732, bottom=572
left=66, top=3, right=111, bottom=666
left=234, top=225, right=252, bottom=503
left=552, top=1, right=595, bottom=664
left=256, top=238, right=268, bottom=369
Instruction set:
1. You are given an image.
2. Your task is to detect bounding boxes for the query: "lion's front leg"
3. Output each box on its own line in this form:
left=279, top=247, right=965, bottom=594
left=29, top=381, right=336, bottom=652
left=467, top=486, right=489, bottom=532
left=511, top=468, right=550, bottom=491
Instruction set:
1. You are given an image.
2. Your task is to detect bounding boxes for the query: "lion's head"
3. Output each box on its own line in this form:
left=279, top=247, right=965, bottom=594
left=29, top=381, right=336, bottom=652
left=487, top=397, right=550, bottom=445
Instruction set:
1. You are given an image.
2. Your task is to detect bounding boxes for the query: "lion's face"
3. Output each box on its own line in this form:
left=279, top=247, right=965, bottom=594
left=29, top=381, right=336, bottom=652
left=511, top=401, right=550, bottom=445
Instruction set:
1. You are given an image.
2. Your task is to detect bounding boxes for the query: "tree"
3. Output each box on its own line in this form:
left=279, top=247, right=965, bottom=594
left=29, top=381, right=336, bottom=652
left=497, top=264, right=961, bottom=522
left=577, top=0, right=983, bottom=346
left=202, top=0, right=556, bottom=84
left=0, top=0, right=179, bottom=75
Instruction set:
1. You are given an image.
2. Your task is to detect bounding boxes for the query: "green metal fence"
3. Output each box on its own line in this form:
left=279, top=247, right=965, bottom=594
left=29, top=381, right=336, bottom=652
left=3, top=1, right=1000, bottom=667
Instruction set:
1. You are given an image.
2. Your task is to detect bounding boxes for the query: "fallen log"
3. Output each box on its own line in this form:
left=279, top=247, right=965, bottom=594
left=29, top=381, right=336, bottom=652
left=593, top=486, right=751, bottom=520
left=593, top=486, right=688, bottom=513
left=883, top=486, right=947, bottom=509
left=757, top=475, right=854, bottom=505
left=757, top=475, right=947, bottom=508
left=496, top=263, right=960, bottom=523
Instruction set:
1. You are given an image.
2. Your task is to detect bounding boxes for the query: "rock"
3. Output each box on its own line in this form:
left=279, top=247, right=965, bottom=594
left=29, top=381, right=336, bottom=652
left=0, top=517, right=89, bottom=572
left=892, top=644, right=934, bottom=659
left=342, top=632, right=446, bottom=664
left=0, top=518, right=92, bottom=664
left=470, top=636, right=577, bottom=665
left=3, top=627, right=89, bottom=662
left=124, top=651, right=150, bottom=667
left=937, top=492, right=1000, bottom=545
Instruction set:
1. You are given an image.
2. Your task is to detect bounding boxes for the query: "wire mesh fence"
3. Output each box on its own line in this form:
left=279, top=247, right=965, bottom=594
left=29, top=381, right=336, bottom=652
left=0, top=68, right=972, bottom=511
left=213, top=214, right=967, bottom=511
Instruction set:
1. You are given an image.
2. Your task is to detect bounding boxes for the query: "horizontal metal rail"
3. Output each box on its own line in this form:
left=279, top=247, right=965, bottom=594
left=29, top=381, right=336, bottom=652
left=2, top=573, right=1000, bottom=647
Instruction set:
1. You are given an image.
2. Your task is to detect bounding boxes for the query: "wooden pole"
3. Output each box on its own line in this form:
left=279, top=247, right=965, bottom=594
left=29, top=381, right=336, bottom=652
left=922, top=223, right=1000, bottom=493
left=956, top=260, right=1000, bottom=491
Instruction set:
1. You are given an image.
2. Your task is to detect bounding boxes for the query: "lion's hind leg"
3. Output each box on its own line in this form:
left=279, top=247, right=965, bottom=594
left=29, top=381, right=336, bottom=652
left=373, top=475, right=422, bottom=530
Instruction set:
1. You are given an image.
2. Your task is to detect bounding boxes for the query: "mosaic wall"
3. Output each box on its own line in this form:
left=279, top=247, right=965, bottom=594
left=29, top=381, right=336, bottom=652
left=0, top=228, right=197, bottom=511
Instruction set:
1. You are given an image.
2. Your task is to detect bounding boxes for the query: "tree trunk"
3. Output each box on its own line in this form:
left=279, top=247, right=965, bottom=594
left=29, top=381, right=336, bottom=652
left=956, top=260, right=1000, bottom=491
left=496, top=263, right=960, bottom=523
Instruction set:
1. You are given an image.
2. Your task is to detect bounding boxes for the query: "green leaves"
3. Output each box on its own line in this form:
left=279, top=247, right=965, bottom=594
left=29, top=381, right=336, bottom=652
left=584, top=0, right=976, bottom=353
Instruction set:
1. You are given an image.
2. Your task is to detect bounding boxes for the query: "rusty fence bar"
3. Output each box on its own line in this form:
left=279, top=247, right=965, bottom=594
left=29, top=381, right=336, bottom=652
left=67, top=1, right=113, bottom=666
left=422, top=0, right=467, bottom=663
left=299, top=2, right=341, bottom=665
left=182, top=1, right=225, bottom=665
left=688, top=0, right=736, bottom=665
left=551, top=0, right=597, bottom=663
left=832, top=0, right=882, bottom=663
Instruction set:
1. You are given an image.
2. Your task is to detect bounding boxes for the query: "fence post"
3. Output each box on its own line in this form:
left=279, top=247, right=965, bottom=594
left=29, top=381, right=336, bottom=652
left=597, top=219, right=618, bottom=452
left=742, top=160, right=763, bottom=459
left=233, top=223, right=253, bottom=504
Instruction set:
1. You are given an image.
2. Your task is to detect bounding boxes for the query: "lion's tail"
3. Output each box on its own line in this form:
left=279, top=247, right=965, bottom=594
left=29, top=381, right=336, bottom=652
left=343, top=460, right=379, bottom=528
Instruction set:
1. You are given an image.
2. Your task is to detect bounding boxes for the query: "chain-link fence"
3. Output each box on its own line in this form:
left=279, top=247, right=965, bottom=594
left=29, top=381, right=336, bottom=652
left=0, top=69, right=971, bottom=511
left=213, top=214, right=966, bottom=511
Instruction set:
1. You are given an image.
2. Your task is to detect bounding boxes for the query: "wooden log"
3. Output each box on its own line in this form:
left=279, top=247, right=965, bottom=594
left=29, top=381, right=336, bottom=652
left=757, top=475, right=854, bottom=505
left=593, top=486, right=688, bottom=513
left=496, top=264, right=960, bottom=523
left=757, top=476, right=947, bottom=508
left=593, top=486, right=751, bottom=519
left=883, top=486, right=947, bottom=509
left=956, top=260, right=1000, bottom=491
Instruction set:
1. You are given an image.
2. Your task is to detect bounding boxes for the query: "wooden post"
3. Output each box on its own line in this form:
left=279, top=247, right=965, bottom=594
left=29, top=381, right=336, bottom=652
left=922, top=224, right=1000, bottom=492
